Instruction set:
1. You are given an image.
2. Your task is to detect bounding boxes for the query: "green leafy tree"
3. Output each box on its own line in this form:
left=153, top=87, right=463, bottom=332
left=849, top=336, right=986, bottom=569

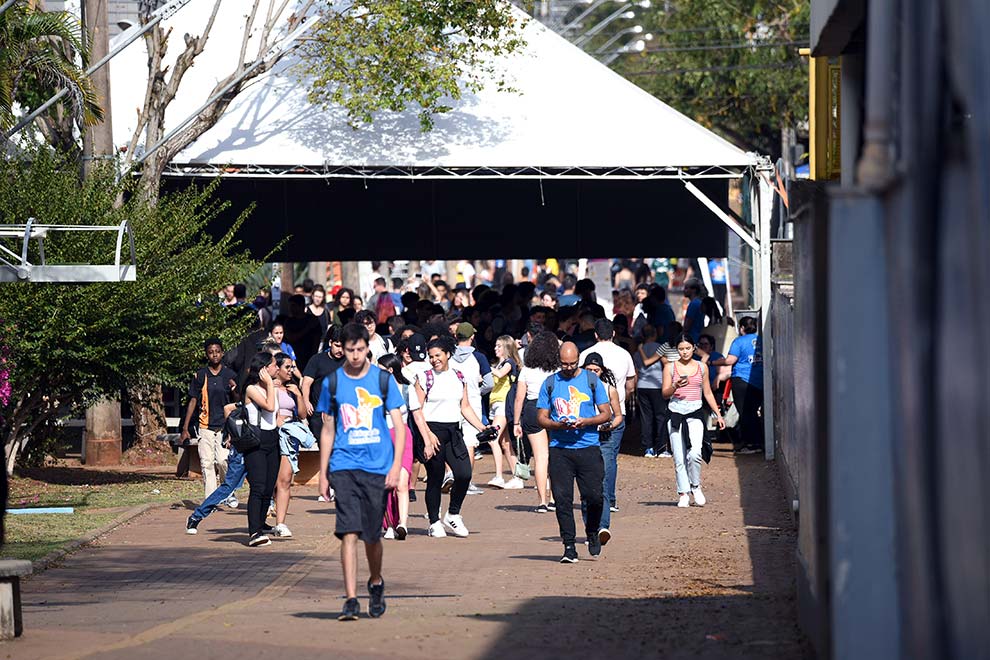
left=0, top=2, right=102, bottom=140
left=607, top=0, right=809, bottom=156
left=0, top=147, right=258, bottom=471
left=303, top=0, right=525, bottom=130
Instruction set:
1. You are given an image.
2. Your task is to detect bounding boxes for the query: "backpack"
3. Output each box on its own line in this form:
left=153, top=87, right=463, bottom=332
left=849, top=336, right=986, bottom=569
left=375, top=292, right=397, bottom=325
left=324, top=366, right=391, bottom=418
left=223, top=402, right=261, bottom=452
left=542, top=370, right=598, bottom=413
left=423, top=369, right=465, bottom=400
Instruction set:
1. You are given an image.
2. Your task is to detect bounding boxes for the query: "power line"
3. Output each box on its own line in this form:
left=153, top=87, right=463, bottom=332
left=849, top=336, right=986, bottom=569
left=623, top=61, right=805, bottom=76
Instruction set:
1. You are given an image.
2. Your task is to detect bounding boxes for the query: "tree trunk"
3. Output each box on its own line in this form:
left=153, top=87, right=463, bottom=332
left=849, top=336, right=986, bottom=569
left=84, top=398, right=122, bottom=466
left=341, top=261, right=361, bottom=294
left=128, top=382, right=167, bottom=451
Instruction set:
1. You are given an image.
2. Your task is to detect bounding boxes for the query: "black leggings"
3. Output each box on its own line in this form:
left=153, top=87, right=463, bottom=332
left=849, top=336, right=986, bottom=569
left=731, top=377, right=764, bottom=450
left=424, top=422, right=471, bottom=523
left=637, top=388, right=669, bottom=453
left=243, top=428, right=280, bottom=536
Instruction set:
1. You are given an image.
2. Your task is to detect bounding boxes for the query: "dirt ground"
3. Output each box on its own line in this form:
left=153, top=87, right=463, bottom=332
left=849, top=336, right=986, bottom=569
left=10, top=442, right=808, bottom=660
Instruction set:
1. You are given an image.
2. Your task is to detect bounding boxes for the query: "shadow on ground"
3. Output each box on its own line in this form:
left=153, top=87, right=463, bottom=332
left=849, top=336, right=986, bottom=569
left=15, top=467, right=177, bottom=486
left=469, top=593, right=809, bottom=660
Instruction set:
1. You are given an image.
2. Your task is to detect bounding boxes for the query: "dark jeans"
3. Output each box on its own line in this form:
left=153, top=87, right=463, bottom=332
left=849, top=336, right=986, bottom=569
left=638, top=388, right=669, bottom=453
left=549, top=445, right=604, bottom=547
left=243, top=429, right=280, bottom=536
left=424, top=422, right=471, bottom=523
left=731, top=378, right=764, bottom=450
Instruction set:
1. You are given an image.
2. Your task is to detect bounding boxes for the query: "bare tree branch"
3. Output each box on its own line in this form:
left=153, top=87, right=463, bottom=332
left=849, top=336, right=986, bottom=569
left=238, top=0, right=262, bottom=73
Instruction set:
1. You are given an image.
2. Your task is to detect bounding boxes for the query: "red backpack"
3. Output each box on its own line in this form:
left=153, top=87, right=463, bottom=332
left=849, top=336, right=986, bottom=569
left=375, top=292, right=397, bottom=325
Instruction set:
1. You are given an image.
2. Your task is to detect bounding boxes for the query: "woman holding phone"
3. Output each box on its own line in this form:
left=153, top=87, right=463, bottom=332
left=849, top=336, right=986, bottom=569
left=662, top=333, right=725, bottom=508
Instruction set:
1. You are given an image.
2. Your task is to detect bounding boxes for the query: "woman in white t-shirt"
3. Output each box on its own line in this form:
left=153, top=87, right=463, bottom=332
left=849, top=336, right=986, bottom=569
left=412, top=336, right=492, bottom=538
left=512, top=331, right=561, bottom=513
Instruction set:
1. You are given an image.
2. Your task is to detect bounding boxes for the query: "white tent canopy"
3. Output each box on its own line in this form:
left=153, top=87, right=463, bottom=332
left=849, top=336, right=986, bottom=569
left=109, top=2, right=758, bottom=177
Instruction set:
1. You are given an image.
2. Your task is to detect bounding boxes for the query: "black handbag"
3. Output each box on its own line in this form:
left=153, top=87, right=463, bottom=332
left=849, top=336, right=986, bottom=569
left=223, top=403, right=261, bottom=452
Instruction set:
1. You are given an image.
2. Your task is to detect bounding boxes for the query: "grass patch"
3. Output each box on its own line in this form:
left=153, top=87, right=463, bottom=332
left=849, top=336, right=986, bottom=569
left=2, top=469, right=207, bottom=562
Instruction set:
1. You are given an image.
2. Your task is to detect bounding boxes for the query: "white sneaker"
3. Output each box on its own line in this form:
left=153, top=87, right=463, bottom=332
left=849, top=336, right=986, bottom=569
left=273, top=523, right=293, bottom=538
left=466, top=483, right=484, bottom=495
left=692, top=486, right=706, bottom=507
left=487, top=476, right=506, bottom=488
left=441, top=472, right=454, bottom=494
left=384, top=527, right=395, bottom=539
left=224, top=495, right=239, bottom=509
left=428, top=521, right=447, bottom=538
left=317, top=495, right=327, bottom=502
left=503, top=477, right=525, bottom=490
left=677, top=494, right=691, bottom=508
left=442, top=512, right=470, bottom=537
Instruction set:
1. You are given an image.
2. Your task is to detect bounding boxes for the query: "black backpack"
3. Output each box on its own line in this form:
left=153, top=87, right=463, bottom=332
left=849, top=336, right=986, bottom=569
left=223, top=402, right=261, bottom=452
left=323, top=366, right=391, bottom=417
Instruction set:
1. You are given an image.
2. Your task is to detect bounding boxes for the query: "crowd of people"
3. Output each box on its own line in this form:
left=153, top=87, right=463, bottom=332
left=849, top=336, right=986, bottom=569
left=184, top=261, right=765, bottom=620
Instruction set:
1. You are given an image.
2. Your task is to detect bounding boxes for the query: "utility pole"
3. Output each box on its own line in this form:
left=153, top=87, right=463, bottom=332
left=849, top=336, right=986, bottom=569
left=81, top=0, right=122, bottom=466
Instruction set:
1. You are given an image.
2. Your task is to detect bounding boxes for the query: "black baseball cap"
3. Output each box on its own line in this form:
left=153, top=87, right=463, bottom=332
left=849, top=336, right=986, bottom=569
left=407, top=333, right=427, bottom=361
left=581, top=352, right=605, bottom=369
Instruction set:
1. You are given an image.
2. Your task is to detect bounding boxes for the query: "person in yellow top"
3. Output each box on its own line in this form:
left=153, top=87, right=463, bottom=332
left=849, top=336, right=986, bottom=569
left=486, top=336, right=525, bottom=489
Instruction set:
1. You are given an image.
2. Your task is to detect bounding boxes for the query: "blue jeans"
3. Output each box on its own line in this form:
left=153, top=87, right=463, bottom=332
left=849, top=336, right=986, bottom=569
left=581, top=421, right=625, bottom=531
left=191, top=445, right=246, bottom=522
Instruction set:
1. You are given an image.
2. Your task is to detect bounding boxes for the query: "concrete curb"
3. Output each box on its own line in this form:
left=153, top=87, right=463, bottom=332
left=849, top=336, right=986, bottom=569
left=30, top=501, right=163, bottom=574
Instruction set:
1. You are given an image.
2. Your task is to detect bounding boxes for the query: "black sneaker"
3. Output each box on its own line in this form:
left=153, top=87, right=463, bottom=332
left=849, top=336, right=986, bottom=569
left=368, top=579, right=386, bottom=618
left=588, top=533, right=602, bottom=557
left=547, top=502, right=557, bottom=512
left=261, top=523, right=275, bottom=532
left=338, top=597, right=360, bottom=621
left=248, top=533, right=271, bottom=547
left=395, top=525, right=408, bottom=541
left=408, top=490, right=417, bottom=502
left=560, top=545, right=579, bottom=563
left=185, top=516, right=200, bottom=535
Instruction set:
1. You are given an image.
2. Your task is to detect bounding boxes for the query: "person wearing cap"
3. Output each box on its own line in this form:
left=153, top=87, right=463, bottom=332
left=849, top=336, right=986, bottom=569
left=398, top=333, right=430, bottom=501
left=451, top=322, right=493, bottom=495
left=536, top=342, right=612, bottom=563
left=579, top=352, right=624, bottom=547
left=579, top=318, right=636, bottom=527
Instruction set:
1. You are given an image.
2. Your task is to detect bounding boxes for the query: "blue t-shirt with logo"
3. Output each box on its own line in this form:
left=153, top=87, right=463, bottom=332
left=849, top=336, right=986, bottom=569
left=316, top=365, right=404, bottom=475
left=536, top=370, right=609, bottom=449
left=728, top=334, right=763, bottom=389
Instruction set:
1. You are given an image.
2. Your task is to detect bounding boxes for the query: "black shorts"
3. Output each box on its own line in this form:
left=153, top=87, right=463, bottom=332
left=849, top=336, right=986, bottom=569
left=522, top=399, right=542, bottom=435
left=330, top=469, right=387, bottom=543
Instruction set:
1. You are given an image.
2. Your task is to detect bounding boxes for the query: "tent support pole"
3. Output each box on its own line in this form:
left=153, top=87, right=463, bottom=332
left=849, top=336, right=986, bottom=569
left=754, top=173, right=776, bottom=460
left=683, top=180, right=760, bottom=251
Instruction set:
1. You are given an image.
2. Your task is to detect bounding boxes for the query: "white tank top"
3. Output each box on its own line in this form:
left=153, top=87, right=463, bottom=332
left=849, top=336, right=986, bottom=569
left=245, top=389, right=277, bottom=430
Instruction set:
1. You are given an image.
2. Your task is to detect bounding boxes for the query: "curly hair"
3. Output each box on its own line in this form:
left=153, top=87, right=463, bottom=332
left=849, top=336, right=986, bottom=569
left=523, top=331, right=561, bottom=371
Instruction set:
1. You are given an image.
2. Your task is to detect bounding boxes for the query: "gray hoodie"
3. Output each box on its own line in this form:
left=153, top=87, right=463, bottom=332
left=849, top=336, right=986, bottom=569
left=452, top=345, right=494, bottom=396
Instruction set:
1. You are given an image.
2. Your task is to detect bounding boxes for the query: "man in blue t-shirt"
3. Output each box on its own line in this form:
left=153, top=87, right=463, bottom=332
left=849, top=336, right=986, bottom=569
left=537, top=342, right=612, bottom=564
left=682, top=277, right=706, bottom=343
left=317, top=322, right=405, bottom=621
left=714, top=316, right=764, bottom=454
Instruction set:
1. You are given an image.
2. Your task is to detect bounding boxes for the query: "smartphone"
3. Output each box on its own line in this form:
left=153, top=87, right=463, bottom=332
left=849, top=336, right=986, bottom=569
left=415, top=272, right=422, bottom=279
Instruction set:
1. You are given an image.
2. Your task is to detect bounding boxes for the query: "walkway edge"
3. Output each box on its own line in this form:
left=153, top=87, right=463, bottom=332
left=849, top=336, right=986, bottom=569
left=30, top=502, right=161, bottom=574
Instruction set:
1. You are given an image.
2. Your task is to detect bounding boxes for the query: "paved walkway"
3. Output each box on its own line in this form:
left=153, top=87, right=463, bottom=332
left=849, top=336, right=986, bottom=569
left=12, top=447, right=806, bottom=659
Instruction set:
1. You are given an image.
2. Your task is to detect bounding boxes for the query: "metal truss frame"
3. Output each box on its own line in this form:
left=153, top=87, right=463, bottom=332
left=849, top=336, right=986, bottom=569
left=0, top=218, right=137, bottom=283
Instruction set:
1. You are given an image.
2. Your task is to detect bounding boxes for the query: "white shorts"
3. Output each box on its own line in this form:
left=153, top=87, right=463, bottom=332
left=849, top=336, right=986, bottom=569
left=489, top=400, right=506, bottom=420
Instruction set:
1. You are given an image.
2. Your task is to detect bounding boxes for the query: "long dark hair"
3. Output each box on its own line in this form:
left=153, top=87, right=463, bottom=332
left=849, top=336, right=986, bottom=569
left=523, top=330, right=561, bottom=371
left=242, top=352, right=274, bottom=397
left=597, top=365, right=617, bottom=388
left=378, top=354, right=409, bottom=385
